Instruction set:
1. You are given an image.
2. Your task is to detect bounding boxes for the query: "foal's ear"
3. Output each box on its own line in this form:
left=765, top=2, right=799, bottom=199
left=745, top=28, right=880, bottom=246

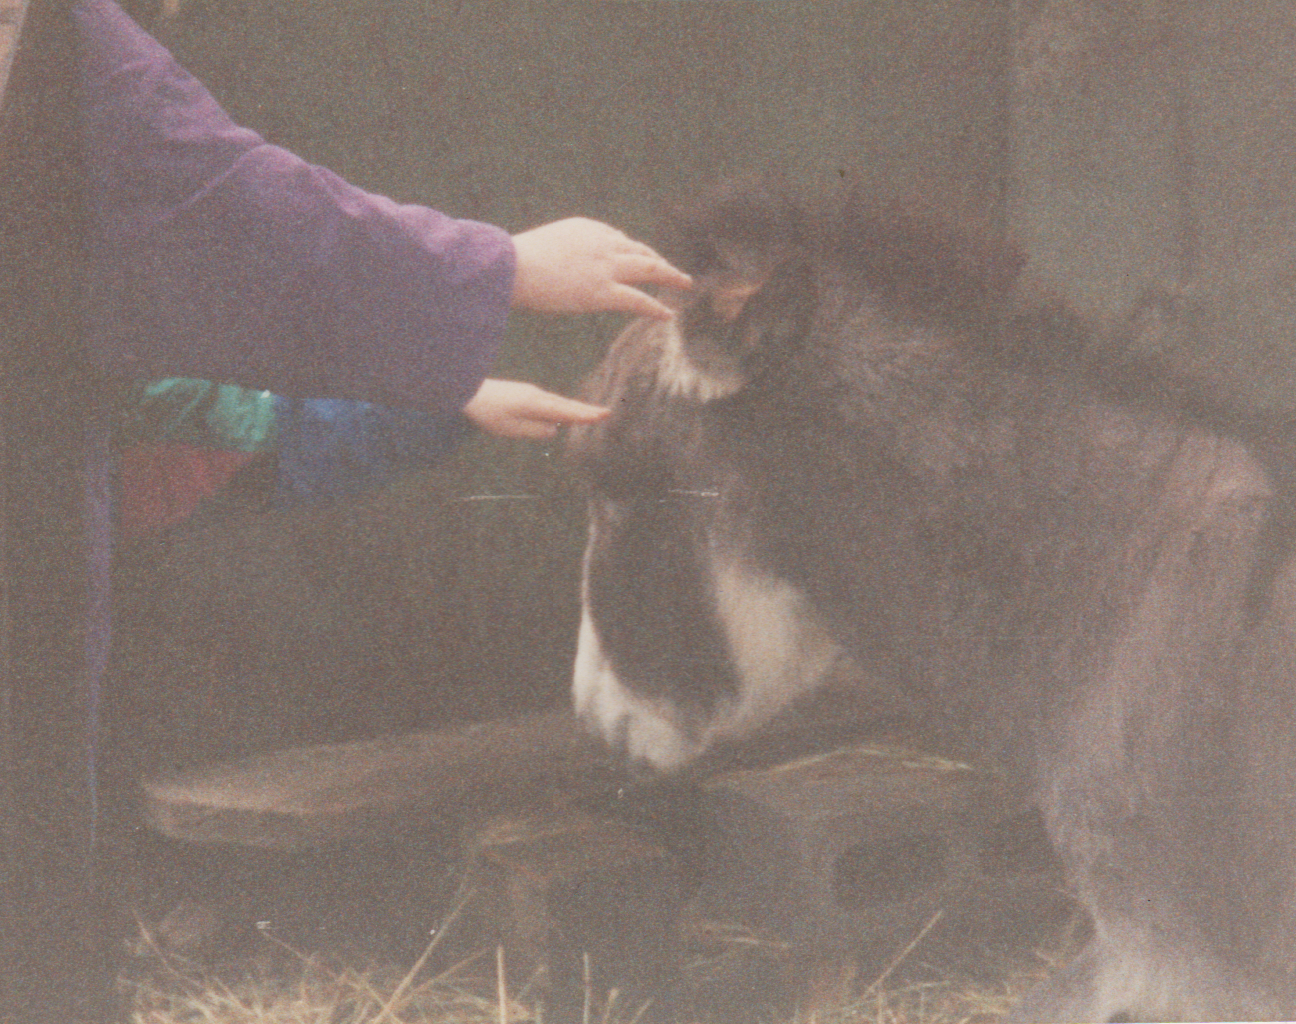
left=678, top=249, right=816, bottom=391
left=725, top=256, right=817, bottom=376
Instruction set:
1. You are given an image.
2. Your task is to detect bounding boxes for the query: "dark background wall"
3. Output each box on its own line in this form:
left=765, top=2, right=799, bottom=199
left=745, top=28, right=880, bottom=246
left=1007, top=0, right=1296, bottom=413
left=117, top=1, right=1296, bottom=779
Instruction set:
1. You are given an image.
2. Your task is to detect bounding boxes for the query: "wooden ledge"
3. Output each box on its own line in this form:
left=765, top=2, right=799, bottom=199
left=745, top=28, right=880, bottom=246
left=143, top=710, right=618, bottom=848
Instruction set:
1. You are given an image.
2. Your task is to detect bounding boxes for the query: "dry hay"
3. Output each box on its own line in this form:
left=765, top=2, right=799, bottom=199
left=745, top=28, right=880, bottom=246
left=121, top=897, right=1074, bottom=1024
left=121, top=944, right=1039, bottom=1024
left=123, top=896, right=647, bottom=1024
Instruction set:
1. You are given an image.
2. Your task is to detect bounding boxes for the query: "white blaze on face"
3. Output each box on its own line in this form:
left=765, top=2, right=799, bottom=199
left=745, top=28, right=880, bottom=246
left=571, top=517, right=702, bottom=770
left=574, top=316, right=840, bottom=770
left=572, top=601, right=703, bottom=771
left=571, top=520, right=843, bottom=772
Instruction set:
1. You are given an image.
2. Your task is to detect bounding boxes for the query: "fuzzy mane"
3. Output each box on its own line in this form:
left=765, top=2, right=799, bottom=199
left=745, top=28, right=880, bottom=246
left=651, top=180, right=1296, bottom=620
left=657, top=180, right=1296, bottom=452
left=660, top=178, right=1028, bottom=333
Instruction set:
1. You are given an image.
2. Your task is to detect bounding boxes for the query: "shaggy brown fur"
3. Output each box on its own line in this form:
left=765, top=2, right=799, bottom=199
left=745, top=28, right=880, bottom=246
left=569, top=183, right=1296, bottom=1022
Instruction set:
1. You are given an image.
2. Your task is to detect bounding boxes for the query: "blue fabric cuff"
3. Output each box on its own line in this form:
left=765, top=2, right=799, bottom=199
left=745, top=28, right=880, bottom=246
left=271, top=395, right=469, bottom=507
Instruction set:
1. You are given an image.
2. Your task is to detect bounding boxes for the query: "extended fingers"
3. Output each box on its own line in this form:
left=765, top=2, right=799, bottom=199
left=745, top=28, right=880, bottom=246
left=608, top=283, right=677, bottom=321
left=614, top=251, right=694, bottom=293
left=510, top=217, right=690, bottom=316
left=606, top=248, right=692, bottom=319
left=522, top=388, right=610, bottom=426
left=466, top=380, right=609, bottom=438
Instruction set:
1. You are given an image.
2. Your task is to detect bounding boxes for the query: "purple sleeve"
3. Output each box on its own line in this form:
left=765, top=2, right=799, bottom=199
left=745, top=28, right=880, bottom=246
left=75, top=0, right=515, bottom=415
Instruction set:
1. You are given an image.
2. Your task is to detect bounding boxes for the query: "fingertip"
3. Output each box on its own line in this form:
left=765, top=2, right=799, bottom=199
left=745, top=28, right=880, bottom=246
left=646, top=264, right=693, bottom=293
left=610, top=283, right=679, bottom=321
left=639, top=300, right=677, bottom=321
left=557, top=403, right=610, bottom=425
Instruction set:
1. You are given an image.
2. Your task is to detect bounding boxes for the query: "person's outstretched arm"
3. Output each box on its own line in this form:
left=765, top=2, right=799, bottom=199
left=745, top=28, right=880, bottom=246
left=76, top=0, right=688, bottom=416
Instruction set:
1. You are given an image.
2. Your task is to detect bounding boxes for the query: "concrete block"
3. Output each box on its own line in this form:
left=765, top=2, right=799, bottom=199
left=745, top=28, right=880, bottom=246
left=462, top=809, right=685, bottom=1017
left=692, top=744, right=1055, bottom=953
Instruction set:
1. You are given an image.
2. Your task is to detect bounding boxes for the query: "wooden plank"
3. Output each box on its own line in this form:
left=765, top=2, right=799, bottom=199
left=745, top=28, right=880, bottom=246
left=0, top=0, right=27, bottom=106
left=2, top=2, right=118, bottom=1015
left=143, top=710, right=618, bottom=848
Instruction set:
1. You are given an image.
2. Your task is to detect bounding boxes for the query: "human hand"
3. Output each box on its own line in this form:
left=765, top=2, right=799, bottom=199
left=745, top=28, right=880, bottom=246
left=511, top=217, right=692, bottom=320
left=463, top=378, right=610, bottom=440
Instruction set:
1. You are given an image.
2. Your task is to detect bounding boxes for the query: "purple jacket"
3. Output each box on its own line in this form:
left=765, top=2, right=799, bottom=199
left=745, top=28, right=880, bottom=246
left=77, top=0, right=515, bottom=414
left=1, top=2, right=528, bottom=1015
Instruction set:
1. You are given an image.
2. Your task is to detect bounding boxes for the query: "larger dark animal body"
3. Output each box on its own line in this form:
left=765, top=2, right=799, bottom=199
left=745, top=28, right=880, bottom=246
left=567, top=185, right=1296, bottom=1021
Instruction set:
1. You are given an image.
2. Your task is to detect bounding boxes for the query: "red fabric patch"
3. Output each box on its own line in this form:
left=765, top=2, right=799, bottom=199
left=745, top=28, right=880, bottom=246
left=118, top=443, right=258, bottom=538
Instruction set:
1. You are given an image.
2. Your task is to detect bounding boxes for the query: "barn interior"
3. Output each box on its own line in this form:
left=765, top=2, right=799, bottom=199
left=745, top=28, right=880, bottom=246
left=103, top=4, right=1020, bottom=1010
left=11, top=0, right=1296, bottom=1020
